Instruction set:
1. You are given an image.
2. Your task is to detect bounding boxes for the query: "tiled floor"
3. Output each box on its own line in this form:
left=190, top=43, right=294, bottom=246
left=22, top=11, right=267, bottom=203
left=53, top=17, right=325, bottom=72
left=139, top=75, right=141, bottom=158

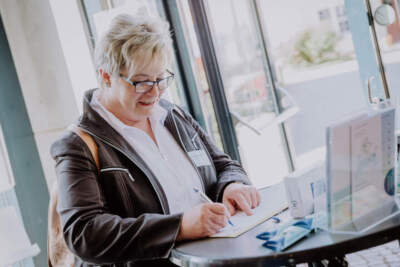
left=295, top=241, right=400, bottom=266
left=345, top=241, right=400, bottom=266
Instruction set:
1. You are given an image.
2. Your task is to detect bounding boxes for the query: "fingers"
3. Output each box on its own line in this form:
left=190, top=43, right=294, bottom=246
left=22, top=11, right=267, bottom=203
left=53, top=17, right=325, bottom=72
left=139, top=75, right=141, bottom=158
left=232, top=194, right=251, bottom=215
left=203, top=204, right=230, bottom=235
left=207, top=203, right=231, bottom=223
left=255, top=189, right=261, bottom=206
left=242, top=190, right=252, bottom=208
left=222, top=184, right=261, bottom=216
left=249, top=189, right=257, bottom=209
left=180, top=203, right=232, bottom=240
left=209, top=213, right=228, bottom=228
left=249, top=187, right=261, bottom=208
left=223, top=199, right=236, bottom=215
left=181, top=185, right=262, bottom=240
left=207, top=203, right=227, bottom=215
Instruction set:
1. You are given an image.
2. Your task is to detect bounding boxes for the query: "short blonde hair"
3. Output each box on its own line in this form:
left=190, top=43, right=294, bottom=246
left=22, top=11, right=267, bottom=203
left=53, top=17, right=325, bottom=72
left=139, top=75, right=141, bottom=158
left=94, top=14, right=173, bottom=87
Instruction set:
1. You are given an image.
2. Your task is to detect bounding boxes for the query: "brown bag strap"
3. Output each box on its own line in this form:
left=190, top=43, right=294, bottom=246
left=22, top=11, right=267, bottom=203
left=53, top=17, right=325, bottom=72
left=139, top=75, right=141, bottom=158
left=47, top=125, right=99, bottom=267
left=68, top=124, right=99, bottom=170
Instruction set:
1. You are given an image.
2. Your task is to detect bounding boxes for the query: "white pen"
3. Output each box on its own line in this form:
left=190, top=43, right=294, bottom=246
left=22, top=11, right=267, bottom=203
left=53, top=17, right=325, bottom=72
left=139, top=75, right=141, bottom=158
left=193, top=187, right=234, bottom=226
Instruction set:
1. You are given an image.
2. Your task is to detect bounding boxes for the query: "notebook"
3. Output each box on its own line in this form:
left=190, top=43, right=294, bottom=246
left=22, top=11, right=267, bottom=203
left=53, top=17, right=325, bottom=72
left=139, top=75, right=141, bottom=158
left=211, top=183, right=288, bottom=238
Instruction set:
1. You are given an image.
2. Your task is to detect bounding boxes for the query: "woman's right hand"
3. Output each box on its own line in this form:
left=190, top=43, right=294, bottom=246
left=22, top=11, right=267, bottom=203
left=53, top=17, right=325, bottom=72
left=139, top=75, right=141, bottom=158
left=177, top=203, right=231, bottom=240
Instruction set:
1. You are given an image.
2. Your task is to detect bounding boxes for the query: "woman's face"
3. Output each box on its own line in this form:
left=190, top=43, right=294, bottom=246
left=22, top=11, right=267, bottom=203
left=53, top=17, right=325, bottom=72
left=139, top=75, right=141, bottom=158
left=105, top=64, right=169, bottom=124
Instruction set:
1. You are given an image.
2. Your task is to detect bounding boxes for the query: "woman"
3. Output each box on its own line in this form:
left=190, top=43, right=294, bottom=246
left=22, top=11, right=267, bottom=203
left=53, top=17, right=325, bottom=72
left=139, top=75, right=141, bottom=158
left=51, top=14, right=260, bottom=267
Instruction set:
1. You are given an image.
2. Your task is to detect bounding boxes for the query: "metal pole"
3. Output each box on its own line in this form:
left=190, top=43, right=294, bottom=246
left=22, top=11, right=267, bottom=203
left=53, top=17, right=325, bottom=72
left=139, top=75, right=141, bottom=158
left=250, top=0, right=295, bottom=171
left=366, top=0, right=391, bottom=99
left=187, top=0, right=241, bottom=161
left=161, top=0, right=207, bottom=129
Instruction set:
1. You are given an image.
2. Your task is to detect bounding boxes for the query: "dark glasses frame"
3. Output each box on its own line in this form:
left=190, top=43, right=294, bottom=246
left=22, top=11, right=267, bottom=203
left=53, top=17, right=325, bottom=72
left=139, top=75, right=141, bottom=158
left=119, top=70, right=175, bottom=93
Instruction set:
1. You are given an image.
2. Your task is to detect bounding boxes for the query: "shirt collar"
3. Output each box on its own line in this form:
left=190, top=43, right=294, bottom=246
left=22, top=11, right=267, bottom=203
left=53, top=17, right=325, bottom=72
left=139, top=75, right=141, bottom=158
left=90, top=90, right=168, bottom=130
left=151, top=103, right=168, bottom=125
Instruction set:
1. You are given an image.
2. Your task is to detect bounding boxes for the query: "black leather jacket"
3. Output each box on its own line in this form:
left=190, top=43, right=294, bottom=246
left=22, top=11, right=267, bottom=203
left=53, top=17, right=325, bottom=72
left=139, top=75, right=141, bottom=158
left=50, top=89, right=250, bottom=267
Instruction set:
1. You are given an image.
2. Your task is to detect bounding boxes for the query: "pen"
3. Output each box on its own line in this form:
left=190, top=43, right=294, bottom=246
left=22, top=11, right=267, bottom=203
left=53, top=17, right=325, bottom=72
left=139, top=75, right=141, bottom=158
left=271, top=216, right=281, bottom=223
left=193, top=187, right=234, bottom=227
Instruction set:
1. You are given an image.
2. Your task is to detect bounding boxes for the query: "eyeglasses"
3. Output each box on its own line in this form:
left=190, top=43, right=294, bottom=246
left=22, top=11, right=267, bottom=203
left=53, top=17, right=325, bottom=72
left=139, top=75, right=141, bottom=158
left=120, top=70, right=175, bottom=94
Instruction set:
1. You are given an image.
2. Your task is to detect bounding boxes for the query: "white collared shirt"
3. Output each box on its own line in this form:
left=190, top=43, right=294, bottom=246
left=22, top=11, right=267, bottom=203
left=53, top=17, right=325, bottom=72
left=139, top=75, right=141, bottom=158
left=90, top=92, right=203, bottom=214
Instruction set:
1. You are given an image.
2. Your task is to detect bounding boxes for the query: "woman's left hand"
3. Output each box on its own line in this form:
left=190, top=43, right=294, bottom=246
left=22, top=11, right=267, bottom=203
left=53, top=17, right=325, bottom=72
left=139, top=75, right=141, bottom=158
left=222, top=183, right=261, bottom=216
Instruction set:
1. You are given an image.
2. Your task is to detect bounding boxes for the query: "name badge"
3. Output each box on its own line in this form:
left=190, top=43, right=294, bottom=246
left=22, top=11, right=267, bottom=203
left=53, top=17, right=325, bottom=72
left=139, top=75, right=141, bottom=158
left=188, top=150, right=211, bottom=167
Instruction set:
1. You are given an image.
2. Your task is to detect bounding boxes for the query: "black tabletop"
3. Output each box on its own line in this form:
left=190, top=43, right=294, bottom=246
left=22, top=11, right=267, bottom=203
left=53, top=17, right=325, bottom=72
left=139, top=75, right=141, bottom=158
left=170, top=184, right=400, bottom=267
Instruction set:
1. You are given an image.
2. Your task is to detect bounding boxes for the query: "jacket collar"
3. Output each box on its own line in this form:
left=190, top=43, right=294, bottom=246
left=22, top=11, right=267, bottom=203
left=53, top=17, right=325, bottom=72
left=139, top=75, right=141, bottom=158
left=78, top=88, right=179, bottom=214
left=79, top=89, right=177, bottom=144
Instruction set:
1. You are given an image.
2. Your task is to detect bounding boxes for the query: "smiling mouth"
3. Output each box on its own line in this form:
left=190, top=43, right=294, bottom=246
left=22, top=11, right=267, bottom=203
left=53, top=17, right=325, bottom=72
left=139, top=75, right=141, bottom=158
left=138, top=100, right=156, bottom=106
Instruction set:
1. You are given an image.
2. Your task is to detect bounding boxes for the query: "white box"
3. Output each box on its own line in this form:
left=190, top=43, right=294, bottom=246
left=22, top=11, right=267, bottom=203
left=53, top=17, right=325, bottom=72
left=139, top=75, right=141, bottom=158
left=284, top=162, right=325, bottom=218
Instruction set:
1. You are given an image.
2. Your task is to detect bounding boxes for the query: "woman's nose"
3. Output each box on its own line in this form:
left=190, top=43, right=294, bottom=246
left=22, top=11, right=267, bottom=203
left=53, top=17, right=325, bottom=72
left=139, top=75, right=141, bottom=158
left=147, top=83, right=160, bottom=96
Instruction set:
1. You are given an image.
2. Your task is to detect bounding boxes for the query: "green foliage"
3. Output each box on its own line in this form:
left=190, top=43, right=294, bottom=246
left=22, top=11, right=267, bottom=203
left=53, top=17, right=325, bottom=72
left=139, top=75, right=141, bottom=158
left=291, top=30, right=344, bottom=67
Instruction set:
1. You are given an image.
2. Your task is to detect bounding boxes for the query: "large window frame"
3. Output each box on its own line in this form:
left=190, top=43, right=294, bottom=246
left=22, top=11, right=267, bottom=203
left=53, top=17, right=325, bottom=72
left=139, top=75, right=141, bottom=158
left=78, top=0, right=394, bottom=178
left=186, top=0, right=241, bottom=161
left=79, top=0, right=207, bottom=130
left=186, top=0, right=295, bottom=167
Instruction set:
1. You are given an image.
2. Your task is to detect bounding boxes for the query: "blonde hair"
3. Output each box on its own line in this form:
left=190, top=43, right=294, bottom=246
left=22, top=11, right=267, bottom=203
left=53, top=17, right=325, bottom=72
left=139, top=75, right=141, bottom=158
left=94, top=14, right=173, bottom=87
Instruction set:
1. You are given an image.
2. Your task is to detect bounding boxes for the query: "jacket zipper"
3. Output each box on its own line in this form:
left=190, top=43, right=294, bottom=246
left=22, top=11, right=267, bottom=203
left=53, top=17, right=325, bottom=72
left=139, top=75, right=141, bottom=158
left=100, top=168, right=135, bottom=213
left=100, top=167, right=135, bottom=182
left=117, top=172, right=134, bottom=214
left=80, top=128, right=167, bottom=215
left=100, top=169, right=134, bottom=215
left=171, top=111, right=206, bottom=193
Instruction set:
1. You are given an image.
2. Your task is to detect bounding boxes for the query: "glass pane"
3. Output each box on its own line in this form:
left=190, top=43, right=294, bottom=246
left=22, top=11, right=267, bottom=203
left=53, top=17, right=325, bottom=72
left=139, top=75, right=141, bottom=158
left=370, top=0, right=400, bottom=127
left=204, top=0, right=290, bottom=188
left=0, top=125, right=14, bottom=192
left=176, top=0, right=224, bottom=150
left=257, top=0, right=369, bottom=170
left=81, top=0, right=188, bottom=110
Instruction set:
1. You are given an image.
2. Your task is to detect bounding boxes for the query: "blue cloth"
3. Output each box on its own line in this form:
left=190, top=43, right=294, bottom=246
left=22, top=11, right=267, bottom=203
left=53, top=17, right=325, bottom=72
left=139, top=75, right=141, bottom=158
left=256, top=216, right=315, bottom=251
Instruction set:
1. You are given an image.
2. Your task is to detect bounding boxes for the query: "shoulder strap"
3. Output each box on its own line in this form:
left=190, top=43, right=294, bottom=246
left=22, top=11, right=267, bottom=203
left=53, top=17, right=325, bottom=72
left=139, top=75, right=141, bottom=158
left=68, top=124, right=99, bottom=170
left=48, top=125, right=100, bottom=267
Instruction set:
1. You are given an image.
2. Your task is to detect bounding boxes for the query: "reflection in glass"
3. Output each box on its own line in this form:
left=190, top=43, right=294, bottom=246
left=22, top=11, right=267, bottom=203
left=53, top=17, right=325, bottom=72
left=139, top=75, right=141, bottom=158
left=370, top=0, right=400, bottom=130
left=176, top=0, right=224, bottom=149
left=257, top=0, right=368, bottom=170
left=82, top=0, right=188, bottom=110
left=204, top=0, right=290, bottom=187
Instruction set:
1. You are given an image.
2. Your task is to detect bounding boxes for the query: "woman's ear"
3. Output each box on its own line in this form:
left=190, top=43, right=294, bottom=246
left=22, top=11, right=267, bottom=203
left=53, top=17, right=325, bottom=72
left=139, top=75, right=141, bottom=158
left=99, top=69, right=111, bottom=87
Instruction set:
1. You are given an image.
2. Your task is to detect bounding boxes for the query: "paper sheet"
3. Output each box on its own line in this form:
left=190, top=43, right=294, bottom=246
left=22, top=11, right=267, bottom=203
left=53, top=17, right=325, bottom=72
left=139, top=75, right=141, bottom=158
left=211, top=185, right=287, bottom=238
left=351, top=109, right=395, bottom=222
left=0, top=206, right=40, bottom=266
left=351, top=114, right=384, bottom=221
left=327, top=113, right=367, bottom=229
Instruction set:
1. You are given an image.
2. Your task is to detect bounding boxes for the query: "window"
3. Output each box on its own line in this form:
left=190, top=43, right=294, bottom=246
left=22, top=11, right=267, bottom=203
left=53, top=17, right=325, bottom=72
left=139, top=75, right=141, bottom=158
left=175, top=0, right=224, bottom=149
left=370, top=0, right=400, bottom=113
left=319, top=9, right=331, bottom=21
left=257, top=0, right=367, bottom=170
left=78, top=0, right=397, bottom=188
left=336, top=5, right=349, bottom=34
left=339, top=20, right=350, bottom=32
left=81, top=0, right=189, bottom=111
left=179, top=0, right=291, bottom=187
left=397, top=0, right=400, bottom=16
left=336, top=5, right=346, bottom=17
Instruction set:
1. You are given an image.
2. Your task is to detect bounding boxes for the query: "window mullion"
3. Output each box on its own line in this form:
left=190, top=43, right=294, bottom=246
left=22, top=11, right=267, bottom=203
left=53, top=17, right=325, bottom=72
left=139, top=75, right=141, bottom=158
left=161, top=0, right=207, bottom=130
left=250, top=0, right=295, bottom=172
left=187, top=0, right=241, bottom=161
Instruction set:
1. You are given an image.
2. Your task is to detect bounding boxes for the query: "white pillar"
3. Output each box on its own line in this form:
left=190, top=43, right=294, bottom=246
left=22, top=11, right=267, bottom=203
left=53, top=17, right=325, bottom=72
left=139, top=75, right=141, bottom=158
left=0, top=0, right=80, bottom=188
